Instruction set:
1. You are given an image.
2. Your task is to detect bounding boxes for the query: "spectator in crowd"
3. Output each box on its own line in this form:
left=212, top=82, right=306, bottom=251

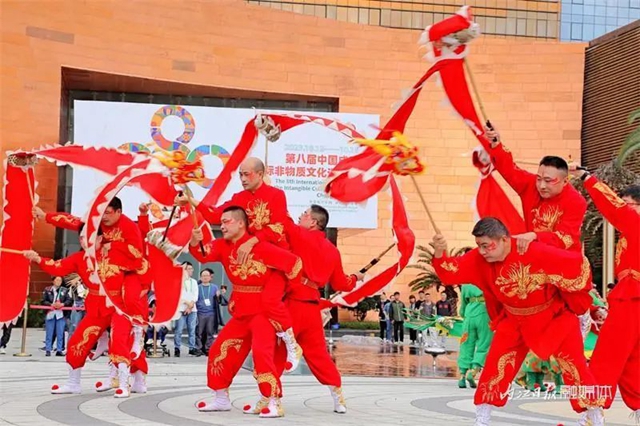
left=377, top=293, right=388, bottom=342
left=174, top=261, right=199, bottom=357
left=421, top=295, right=436, bottom=317
left=146, top=298, right=168, bottom=348
left=195, top=268, right=217, bottom=356
left=436, top=292, right=453, bottom=316
left=67, top=274, right=86, bottom=338
left=0, top=323, right=13, bottom=355
left=384, top=293, right=394, bottom=343
left=213, top=284, right=229, bottom=336
left=435, top=292, right=453, bottom=349
left=42, top=276, right=72, bottom=356
left=407, top=295, right=418, bottom=345
left=391, top=291, right=406, bottom=344
left=416, top=291, right=426, bottom=310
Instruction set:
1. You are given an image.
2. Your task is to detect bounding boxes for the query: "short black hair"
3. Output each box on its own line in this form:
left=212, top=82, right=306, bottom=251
left=201, top=268, right=214, bottom=276
left=310, top=204, right=329, bottom=230
left=393, top=291, right=400, bottom=296
left=107, top=196, right=123, bottom=212
left=539, top=156, right=568, bottom=174
left=472, top=217, right=510, bottom=239
left=221, top=285, right=227, bottom=290
left=418, top=290, right=425, bottom=294
left=181, top=261, right=193, bottom=267
left=222, top=206, right=249, bottom=226
left=409, top=295, right=416, bottom=300
left=620, top=185, right=640, bottom=203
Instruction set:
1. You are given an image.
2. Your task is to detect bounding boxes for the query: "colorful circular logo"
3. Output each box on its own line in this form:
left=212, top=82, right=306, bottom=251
left=118, top=105, right=230, bottom=189
left=150, top=106, right=195, bottom=151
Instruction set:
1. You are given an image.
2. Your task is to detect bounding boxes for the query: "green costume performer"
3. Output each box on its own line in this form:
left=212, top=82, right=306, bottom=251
left=457, top=284, right=493, bottom=389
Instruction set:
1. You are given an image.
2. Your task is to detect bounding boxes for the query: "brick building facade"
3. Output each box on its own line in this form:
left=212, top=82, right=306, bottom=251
left=1, top=0, right=586, bottom=302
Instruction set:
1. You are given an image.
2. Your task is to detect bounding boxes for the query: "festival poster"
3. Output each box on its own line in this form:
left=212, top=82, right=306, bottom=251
left=72, top=101, right=379, bottom=228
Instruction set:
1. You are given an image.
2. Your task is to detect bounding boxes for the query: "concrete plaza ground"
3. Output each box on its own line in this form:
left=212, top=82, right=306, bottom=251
left=0, top=328, right=635, bottom=426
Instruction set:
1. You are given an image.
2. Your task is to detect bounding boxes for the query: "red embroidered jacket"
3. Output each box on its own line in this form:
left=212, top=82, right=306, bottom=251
left=283, top=220, right=356, bottom=301
left=490, top=143, right=587, bottom=251
left=433, top=239, right=590, bottom=358
left=189, top=233, right=302, bottom=318
left=197, top=183, right=289, bottom=248
left=584, top=176, right=640, bottom=300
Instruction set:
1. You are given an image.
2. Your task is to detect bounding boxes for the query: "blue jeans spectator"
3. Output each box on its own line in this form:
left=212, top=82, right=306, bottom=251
left=45, top=317, right=66, bottom=352
left=174, top=311, right=197, bottom=351
left=68, top=309, right=85, bottom=338
left=386, top=319, right=393, bottom=342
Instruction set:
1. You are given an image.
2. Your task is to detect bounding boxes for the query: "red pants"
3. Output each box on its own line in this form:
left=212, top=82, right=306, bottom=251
left=261, top=274, right=292, bottom=333
left=104, top=274, right=147, bottom=326
left=207, top=314, right=280, bottom=398
left=66, top=294, right=113, bottom=370
left=589, top=298, right=640, bottom=410
left=109, top=285, right=149, bottom=367
left=275, top=300, right=341, bottom=387
left=475, top=314, right=601, bottom=413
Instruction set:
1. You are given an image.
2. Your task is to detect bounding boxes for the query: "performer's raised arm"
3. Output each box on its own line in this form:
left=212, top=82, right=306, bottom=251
left=581, top=173, right=640, bottom=236
left=431, top=234, right=483, bottom=287
left=485, top=125, right=536, bottom=196
left=189, top=227, right=221, bottom=263
left=24, top=250, right=81, bottom=277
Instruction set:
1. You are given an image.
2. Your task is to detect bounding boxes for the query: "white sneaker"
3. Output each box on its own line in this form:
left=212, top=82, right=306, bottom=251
left=89, top=331, right=109, bottom=361
left=197, top=389, right=232, bottom=412
left=130, top=371, right=147, bottom=394
left=330, top=386, right=347, bottom=414
left=51, top=367, right=82, bottom=394
left=578, top=407, right=605, bottom=426
left=243, top=396, right=269, bottom=415
left=277, top=328, right=302, bottom=373
left=130, top=326, right=143, bottom=360
left=114, top=363, right=130, bottom=398
left=95, top=363, right=118, bottom=392
left=0, top=348, right=6, bottom=355
left=474, top=403, right=492, bottom=426
left=258, top=397, right=284, bottom=418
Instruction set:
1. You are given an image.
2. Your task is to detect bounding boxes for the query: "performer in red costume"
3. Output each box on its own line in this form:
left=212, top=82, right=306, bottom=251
left=178, top=157, right=301, bottom=372
left=244, top=204, right=364, bottom=416
left=188, top=206, right=303, bottom=418
left=574, top=169, right=640, bottom=420
left=431, top=218, right=604, bottom=426
left=33, top=199, right=150, bottom=398
left=484, top=125, right=593, bottom=343
left=25, top=221, right=148, bottom=396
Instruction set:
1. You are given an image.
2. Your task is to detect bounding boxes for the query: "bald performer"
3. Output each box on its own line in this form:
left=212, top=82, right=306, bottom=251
left=177, top=157, right=302, bottom=372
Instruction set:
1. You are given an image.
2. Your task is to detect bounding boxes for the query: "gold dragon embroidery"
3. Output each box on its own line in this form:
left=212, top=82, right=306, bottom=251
left=211, top=339, right=243, bottom=376
left=440, top=261, right=459, bottom=273
left=554, top=353, right=605, bottom=408
left=554, top=231, right=574, bottom=249
left=269, top=319, right=284, bottom=333
left=495, top=263, right=547, bottom=299
left=286, top=258, right=302, bottom=280
left=72, top=326, right=101, bottom=357
left=255, top=372, right=280, bottom=397
left=109, top=354, right=130, bottom=366
left=229, top=254, right=267, bottom=280
left=615, top=237, right=627, bottom=267
left=97, top=258, right=121, bottom=281
left=45, top=259, right=62, bottom=268
left=547, top=257, right=590, bottom=292
left=532, top=205, right=563, bottom=232
left=593, top=182, right=626, bottom=208
left=50, top=214, right=79, bottom=225
left=267, top=223, right=284, bottom=236
left=246, top=201, right=271, bottom=230
left=479, top=351, right=517, bottom=403
left=128, top=245, right=142, bottom=259
left=102, top=228, right=124, bottom=242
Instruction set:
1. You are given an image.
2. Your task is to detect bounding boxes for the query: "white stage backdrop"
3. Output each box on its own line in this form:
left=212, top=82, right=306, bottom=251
left=72, top=101, right=379, bottom=229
